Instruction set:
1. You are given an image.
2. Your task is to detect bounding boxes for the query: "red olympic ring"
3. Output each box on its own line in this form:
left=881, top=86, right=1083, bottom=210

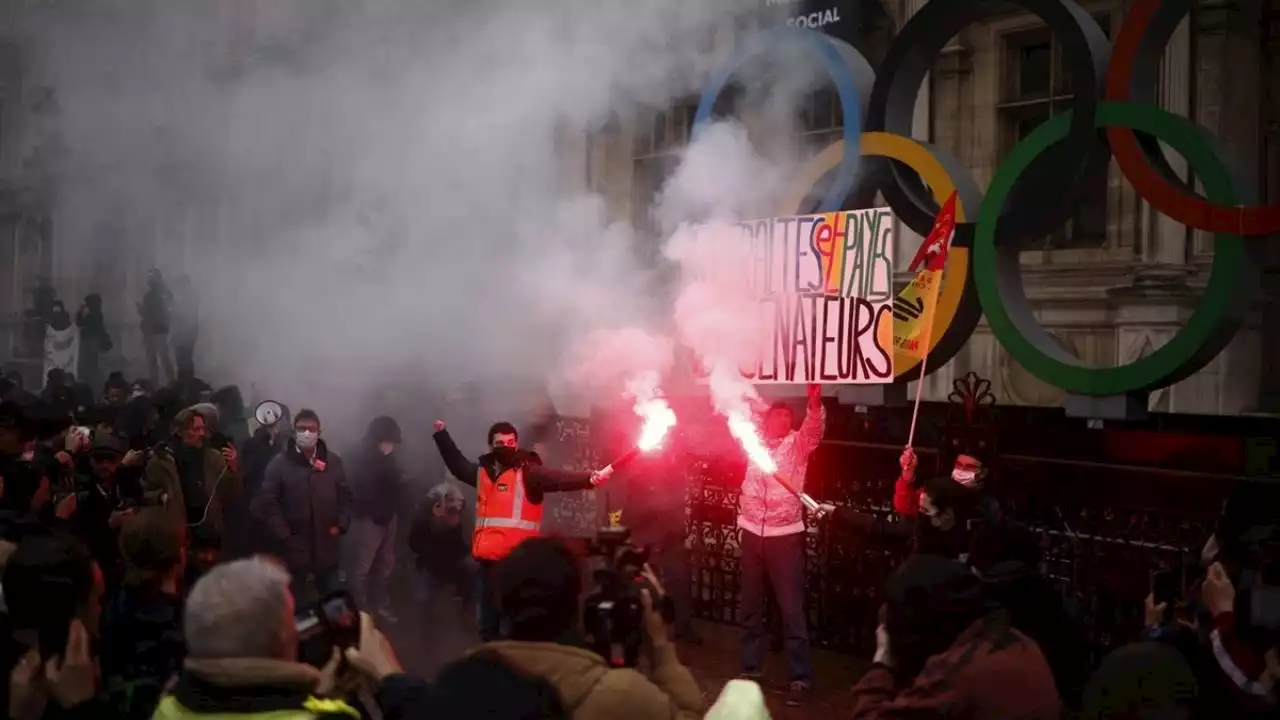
left=1107, top=0, right=1280, bottom=236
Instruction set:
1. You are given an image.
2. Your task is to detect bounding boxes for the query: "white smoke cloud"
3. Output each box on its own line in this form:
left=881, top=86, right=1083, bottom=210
left=6, top=0, right=767, bottom=438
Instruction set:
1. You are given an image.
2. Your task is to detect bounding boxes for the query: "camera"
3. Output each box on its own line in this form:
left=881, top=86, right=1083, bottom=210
left=582, top=526, right=673, bottom=668
left=295, top=590, right=361, bottom=668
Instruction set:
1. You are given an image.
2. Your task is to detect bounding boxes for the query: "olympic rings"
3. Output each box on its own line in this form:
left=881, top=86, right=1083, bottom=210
left=1106, top=0, right=1279, bottom=235
left=781, top=133, right=983, bottom=382
left=974, top=102, right=1259, bottom=397
left=866, top=0, right=1111, bottom=242
left=698, top=4, right=1263, bottom=396
left=693, top=26, right=873, bottom=213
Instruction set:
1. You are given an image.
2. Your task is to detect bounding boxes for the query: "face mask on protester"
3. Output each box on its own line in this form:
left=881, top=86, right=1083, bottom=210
left=295, top=430, right=319, bottom=450
left=492, top=446, right=518, bottom=467
left=952, top=469, right=979, bottom=487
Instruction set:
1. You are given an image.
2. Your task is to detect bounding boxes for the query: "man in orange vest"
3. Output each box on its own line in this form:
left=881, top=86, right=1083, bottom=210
left=432, top=419, right=603, bottom=641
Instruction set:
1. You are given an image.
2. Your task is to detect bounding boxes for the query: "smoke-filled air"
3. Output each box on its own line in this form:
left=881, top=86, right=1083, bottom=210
left=7, top=0, right=831, bottom=439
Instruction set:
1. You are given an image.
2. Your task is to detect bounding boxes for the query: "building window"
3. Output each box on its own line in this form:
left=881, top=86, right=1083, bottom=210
left=799, top=85, right=844, bottom=152
left=999, top=17, right=1111, bottom=249
left=631, top=100, right=697, bottom=241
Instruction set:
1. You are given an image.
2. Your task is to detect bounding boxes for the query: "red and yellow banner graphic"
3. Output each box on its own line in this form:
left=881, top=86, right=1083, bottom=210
left=892, top=191, right=957, bottom=359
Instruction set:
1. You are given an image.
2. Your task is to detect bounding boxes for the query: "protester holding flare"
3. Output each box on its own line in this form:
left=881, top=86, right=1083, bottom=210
left=735, top=382, right=826, bottom=707
left=431, top=419, right=607, bottom=642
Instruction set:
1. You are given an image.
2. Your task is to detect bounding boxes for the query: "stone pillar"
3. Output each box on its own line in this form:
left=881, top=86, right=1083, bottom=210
left=1143, top=15, right=1191, bottom=268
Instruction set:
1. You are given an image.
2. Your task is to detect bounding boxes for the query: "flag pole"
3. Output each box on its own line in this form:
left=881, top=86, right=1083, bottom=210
left=906, top=309, right=937, bottom=448
left=904, top=193, right=957, bottom=449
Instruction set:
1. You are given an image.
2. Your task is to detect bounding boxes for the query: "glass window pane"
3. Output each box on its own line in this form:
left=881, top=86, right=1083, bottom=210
left=1019, top=42, right=1052, bottom=98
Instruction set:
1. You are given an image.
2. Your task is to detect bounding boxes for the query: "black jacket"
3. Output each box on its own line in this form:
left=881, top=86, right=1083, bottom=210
left=431, top=429, right=594, bottom=500
left=99, top=588, right=185, bottom=719
left=350, top=445, right=404, bottom=526
left=240, top=428, right=284, bottom=497
left=254, top=439, right=350, bottom=571
left=408, top=484, right=469, bottom=575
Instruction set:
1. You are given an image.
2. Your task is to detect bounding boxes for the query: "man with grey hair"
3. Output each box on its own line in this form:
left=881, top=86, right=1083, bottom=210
left=152, top=556, right=363, bottom=719
left=408, top=482, right=474, bottom=616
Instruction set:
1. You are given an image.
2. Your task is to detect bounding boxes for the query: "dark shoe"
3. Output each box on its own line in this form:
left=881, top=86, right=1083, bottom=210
left=785, top=681, right=811, bottom=707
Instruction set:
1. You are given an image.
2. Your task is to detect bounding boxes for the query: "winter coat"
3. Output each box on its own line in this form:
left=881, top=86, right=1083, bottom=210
left=99, top=588, right=185, bottom=720
left=736, top=403, right=826, bottom=537
left=75, top=307, right=113, bottom=354
left=467, top=640, right=706, bottom=719
left=138, top=284, right=172, bottom=336
left=254, top=439, right=351, bottom=571
left=349, top=445, right=404, bottom=526
left=240, top=428, right=284, bottom=497
left=408, top=483, right=469, bottom=575
left=850, top=610, right=1062, bottom=719
left=142, top=445, right=241, bottom=545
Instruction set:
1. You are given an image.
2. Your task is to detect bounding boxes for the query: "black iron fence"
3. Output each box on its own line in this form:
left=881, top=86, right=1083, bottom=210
left=537, top=389, right=1273, bottom=663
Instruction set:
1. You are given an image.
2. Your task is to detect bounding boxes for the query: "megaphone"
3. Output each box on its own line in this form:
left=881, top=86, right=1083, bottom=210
left=254, top=400, right=285, bottom=427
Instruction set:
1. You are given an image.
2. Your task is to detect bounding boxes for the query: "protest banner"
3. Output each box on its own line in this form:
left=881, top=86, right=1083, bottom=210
left=688, top=208, right=896, bottom=385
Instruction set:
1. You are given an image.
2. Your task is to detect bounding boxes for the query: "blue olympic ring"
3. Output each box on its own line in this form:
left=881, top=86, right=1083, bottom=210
left=692, top=26, right=870, bottom=214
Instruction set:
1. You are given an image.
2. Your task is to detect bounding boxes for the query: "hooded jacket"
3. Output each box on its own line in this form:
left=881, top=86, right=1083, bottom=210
left=736, top=403, right=826, bottom=538
left=254, top=438, right=351, bottom=570
left=349, top=444, right=404, bottom=526
left=467, top=640, right=705, bottom=719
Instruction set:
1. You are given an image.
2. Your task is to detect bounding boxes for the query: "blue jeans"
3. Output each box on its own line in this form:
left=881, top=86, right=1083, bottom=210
left=739, top=530, right=812, bottom=682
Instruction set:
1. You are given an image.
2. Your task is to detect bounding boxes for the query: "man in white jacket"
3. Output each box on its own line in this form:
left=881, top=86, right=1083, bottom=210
left=737, top=383, right=826, bottom=707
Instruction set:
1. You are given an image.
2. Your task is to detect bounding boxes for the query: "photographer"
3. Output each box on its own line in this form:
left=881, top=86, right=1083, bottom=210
left=68, top=433, right=138, bottom=590
left=466, top=536, right=704, bottom=719
left=3, top=532, right=107, bottom=719
left=849, top=555, right=1061, bottom=718
left=152, top=556, right=426, bottom=719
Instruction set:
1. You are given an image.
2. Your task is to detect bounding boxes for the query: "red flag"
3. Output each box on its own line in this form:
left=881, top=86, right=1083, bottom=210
left=907, top=192, right=958, bottom=273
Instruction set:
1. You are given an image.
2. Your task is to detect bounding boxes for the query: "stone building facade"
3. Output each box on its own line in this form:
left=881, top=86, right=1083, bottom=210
left=569, top=0, right=1280, bottom=415
left=1, top=1, right=1276, bottom=414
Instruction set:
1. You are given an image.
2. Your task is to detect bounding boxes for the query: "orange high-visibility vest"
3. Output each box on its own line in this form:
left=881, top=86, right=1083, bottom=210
left=472, top=466, right=542, bottom=561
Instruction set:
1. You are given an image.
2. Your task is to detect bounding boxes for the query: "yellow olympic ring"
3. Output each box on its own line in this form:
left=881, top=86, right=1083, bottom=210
left=780, top=132, right=977, bottom=381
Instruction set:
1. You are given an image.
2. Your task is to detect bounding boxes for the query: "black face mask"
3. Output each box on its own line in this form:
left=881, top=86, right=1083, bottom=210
left=491, top=446, right=518, bottom=467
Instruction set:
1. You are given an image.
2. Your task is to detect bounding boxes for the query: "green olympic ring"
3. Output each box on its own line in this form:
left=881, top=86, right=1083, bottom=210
left=974, top=101, right=1259, bottom=397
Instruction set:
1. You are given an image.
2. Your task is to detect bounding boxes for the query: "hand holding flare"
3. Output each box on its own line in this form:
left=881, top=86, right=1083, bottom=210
left=592, top=373, right=677, bottom=486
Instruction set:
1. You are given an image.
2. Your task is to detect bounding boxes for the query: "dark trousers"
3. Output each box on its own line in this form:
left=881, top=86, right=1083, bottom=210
left=416, top=558, right=476, bottom=608
left=651, top=537, right=694, bottom=637
left=291, top=566, right=341, bottom=605
left=142, top=332, right=173, bottom=386
left=174, top=334, right=196, bottom=384
left=349, top=517, right=397, bottom=614
left=739, top=530, right=812, bottom=682
left=474, top=558, right=500, bottom=642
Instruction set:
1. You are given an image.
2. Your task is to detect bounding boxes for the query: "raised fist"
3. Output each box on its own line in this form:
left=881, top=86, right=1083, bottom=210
left=433, top=420, right=446, bottom=432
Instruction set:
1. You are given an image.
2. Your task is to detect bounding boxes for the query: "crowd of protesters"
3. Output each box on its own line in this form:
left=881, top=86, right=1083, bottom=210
left=0, top=280, right=1275, bottom=718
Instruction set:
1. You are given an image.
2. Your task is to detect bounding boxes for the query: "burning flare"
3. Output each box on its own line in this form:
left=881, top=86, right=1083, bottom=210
left=628, top=371, right=677, bottom=451
left=594, top=372, right=678, bottom=484
left=727, top=410, right=775, bottom=473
